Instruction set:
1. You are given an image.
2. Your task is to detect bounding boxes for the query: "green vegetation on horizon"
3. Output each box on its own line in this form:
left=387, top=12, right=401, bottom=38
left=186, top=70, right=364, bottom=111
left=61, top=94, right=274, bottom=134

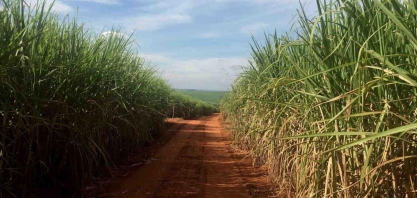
left=176, top=89, right=228, bottom=105
left=168, top=92, right=219, bottom=119
left=0, top=0, right=216, bottom=197
left=221, top=0, right=417, bottom=197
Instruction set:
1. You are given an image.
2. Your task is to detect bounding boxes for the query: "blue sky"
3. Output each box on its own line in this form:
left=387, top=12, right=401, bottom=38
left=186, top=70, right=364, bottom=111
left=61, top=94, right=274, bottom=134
left=26, top=0, right=316, bottom=91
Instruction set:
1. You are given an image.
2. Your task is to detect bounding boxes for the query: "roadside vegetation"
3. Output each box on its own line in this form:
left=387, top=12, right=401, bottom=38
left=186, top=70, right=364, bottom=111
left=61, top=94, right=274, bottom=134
left=221, top=0, right=417, bottom=197
left=176, top=89, right=228, bottom=105
left=168, top=92, right=219, bottom=119
left=0, top=0, right=216, bottom=197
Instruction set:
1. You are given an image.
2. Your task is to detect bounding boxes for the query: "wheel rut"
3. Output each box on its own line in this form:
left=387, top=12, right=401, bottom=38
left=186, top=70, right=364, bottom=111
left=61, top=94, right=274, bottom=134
left=90, top=114, right=275, bottom=198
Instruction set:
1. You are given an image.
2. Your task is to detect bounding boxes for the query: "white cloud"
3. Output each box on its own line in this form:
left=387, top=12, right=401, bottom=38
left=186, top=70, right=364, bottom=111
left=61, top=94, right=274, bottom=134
left=198, top=32, right=220, bottom=39
left=214, top=0, right=299, bottom=4
left=79, top=0, right=121, bottom=5
left=241, top=22, right=268, bottom=35
left=112, top=0, right=196, bottom=32
left=52, top=1, right=73, bottom=13
left=101, top=31, right=130, bottom=39
left=121, top=14, right=192, bottom=32
left=117, top=0, right=313, bottom=33
left=141, top=54, right=247, bottom=90
left=139, top=0, right=204, bottom=14
left=26, top=0, right=72, bottom=14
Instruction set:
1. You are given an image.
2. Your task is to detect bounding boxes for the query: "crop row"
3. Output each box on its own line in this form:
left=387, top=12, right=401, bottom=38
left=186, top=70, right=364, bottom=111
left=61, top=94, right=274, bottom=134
left=221, top=0, right=417, bottom=197
left=0, top=0, right=216, bottom=197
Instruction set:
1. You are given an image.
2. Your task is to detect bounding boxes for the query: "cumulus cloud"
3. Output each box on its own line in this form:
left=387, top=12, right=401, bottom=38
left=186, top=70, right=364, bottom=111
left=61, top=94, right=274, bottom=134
left=70, top=0, right=317, bottom=90
left=52, top=1, right=73, bottom=13
left=115, top=0, right=312, bottom=33
left=141, top=54, right=247, bottom=90
left=101, top=31, right=130, bottom=39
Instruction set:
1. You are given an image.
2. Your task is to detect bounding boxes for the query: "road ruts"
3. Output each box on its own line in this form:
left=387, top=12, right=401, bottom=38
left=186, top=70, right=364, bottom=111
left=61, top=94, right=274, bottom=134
left=93, top=114, right=275, bottom=198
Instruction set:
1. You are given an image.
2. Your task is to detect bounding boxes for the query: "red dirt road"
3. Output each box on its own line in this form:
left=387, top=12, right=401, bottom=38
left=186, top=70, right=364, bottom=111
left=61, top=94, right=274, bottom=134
left=91, top=114, right=275, bottom=198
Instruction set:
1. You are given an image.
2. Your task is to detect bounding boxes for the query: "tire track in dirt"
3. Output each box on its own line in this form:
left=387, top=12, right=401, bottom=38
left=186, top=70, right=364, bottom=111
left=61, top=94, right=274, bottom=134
left=154, top=122, right=207, bottom=197
left=92, top=114, right=275, bottom=198
left=202, top=114, right=274, bottom=198
left=90, top=119, right=202, bottom=197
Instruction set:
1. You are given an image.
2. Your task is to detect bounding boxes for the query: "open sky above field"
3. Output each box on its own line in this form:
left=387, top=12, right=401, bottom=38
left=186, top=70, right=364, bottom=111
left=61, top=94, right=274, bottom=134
left=25, top=0, right=316, bottom=91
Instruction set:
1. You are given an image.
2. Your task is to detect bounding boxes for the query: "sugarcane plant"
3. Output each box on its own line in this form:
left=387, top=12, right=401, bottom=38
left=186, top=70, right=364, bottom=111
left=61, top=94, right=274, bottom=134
left=221, top=0, right=417, bottom=197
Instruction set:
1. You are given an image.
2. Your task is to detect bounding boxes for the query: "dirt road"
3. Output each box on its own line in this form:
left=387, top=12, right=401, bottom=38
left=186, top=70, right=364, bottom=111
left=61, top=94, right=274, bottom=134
left=90, top=114, right=275, bottom=198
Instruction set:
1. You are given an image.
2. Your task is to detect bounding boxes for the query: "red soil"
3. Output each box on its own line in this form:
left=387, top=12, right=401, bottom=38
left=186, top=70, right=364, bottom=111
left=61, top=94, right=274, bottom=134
left=87, top=114, right=276, bottom=198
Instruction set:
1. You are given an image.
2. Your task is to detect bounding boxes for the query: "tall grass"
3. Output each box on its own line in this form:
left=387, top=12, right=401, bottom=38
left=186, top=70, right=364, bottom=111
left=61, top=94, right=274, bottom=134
left=221, top=0, right=417, bottom=197
left=0, top=0, right=210, bottom=196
